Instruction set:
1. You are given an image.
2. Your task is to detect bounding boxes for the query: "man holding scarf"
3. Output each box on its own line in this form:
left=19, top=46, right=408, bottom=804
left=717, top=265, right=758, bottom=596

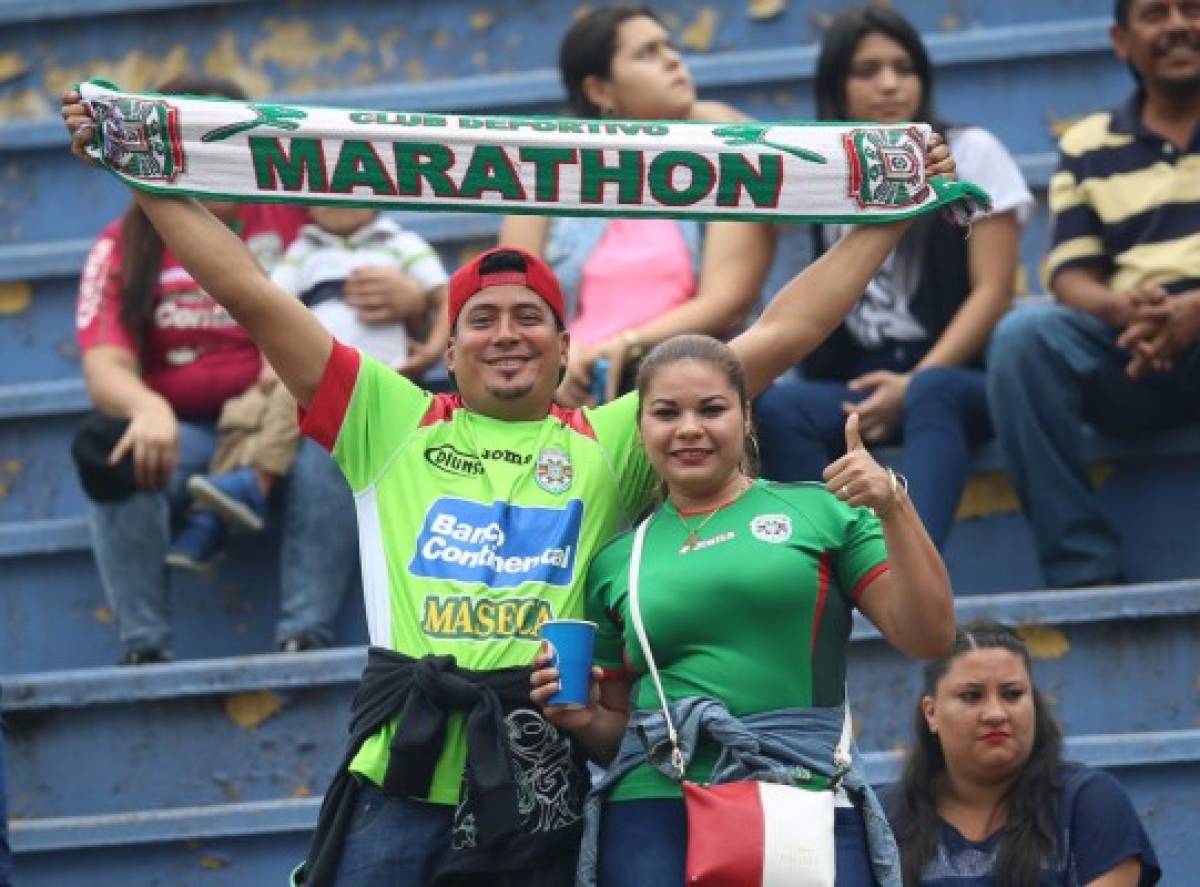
left=61, top=87, right=963, bottom=885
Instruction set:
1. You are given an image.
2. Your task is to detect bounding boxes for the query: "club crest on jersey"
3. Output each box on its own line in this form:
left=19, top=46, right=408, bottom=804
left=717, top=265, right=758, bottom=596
left=750, top=513, right=792, bottom=544
left=535, top=448, right=573, bottom=494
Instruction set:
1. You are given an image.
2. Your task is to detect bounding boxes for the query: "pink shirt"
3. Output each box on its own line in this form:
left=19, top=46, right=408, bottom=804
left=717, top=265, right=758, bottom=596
left=570, top=219, right=697, bottom=347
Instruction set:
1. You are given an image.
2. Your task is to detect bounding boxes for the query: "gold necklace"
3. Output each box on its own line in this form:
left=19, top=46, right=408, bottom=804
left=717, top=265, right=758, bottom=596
left=673, top=477, right=752, bottom=554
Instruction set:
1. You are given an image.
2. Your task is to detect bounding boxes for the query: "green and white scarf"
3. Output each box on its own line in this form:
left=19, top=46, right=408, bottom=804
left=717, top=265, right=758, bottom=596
left=78, top=80, right=988, bottom=224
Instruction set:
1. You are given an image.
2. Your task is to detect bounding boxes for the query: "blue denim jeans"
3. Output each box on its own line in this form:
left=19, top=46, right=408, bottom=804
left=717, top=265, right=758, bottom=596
left=598, top=799, right=878, bottom=887
left=333, top=782, right=453, bottom=886
left=755, top=350, right=991, bottom=548
left=987, top=303, right=1200, bottom=587
left=0, top=707, right=12, bottom=887
left=277, top=439, right=359, bottom=647
left=89, top=421, right=357, bottom=655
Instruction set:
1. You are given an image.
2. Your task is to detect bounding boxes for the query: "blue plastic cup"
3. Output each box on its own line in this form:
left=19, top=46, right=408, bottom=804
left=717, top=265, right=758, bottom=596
left=539, top=619, right=597, bottom=708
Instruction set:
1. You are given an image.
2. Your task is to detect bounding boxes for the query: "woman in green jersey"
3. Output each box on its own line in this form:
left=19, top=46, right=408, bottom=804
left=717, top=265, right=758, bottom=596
left=532, top=334, right=954, bottom=886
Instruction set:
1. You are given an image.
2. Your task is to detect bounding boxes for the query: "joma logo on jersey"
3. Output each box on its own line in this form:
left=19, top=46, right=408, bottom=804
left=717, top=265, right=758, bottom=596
left=422, top=595, right=553, bottom=639
left=482, top=448, right=532, bottom=466
left=410, top=498, right=583, bottom=588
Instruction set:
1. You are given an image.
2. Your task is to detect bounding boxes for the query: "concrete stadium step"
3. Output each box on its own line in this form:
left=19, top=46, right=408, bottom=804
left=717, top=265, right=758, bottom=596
left=0, top=520, right=368, bottom=672
left=12, top=797, right=316, bottom=887
left=10, top=731, right=1199, bottom=886
left=0, top=385, right=90, bottom=522
left=848, top=580, right=1200, bottom=751
left=4, top=651, right=359, bottom=819
left=881, top=422, right=1200, bottom=594
left=6, top=581, right=1198, bottom=818
left=0, top=274, right=82, bottom=386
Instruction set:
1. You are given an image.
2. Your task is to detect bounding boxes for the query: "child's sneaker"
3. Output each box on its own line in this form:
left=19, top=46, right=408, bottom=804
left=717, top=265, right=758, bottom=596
left=166, top=510, right=228, bottom=575
left=187, top=467, right=268, bottom=532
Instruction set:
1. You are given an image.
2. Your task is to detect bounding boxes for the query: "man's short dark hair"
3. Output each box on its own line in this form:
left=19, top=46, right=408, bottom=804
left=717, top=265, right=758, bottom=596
left=478, top=249, right=528, bottom=276
left=1114, top=0, right=1132, bottom=26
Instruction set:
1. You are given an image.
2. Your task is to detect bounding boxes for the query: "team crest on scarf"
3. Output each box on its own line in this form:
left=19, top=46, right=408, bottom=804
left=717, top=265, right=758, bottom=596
left=535, top=448, right=573, bottom=494
left=88, top=94, right=186, bottom=182
left=843, top=126, right=929, bottom=209
left=750, top=513, right=793, bottom=544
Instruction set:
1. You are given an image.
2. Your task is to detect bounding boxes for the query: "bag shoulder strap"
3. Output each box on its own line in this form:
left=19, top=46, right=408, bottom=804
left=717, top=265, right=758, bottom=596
left=629, top=514, right=854, bottom=782
left=628, top=515, right=687, bottom=779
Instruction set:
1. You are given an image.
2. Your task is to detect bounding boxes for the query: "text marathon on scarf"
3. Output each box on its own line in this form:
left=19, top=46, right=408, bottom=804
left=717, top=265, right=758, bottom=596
left=79, top=80, right=989, bottom=223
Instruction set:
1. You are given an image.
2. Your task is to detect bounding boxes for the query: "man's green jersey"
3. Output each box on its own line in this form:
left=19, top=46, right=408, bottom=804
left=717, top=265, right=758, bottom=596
left=585, top=480, right=889, bottom=800
left=301, top=342, right=656, bottom=803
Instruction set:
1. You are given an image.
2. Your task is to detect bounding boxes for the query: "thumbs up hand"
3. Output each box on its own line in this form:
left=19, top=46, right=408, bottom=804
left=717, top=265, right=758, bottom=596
left=822, top=412, right=902, bottom=517
left=844, top=411, right=864, bottom=451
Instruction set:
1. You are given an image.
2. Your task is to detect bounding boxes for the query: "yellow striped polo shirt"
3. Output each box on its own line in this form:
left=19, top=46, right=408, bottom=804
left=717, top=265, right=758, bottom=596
left=1043, top=91, right=1200, bottom=295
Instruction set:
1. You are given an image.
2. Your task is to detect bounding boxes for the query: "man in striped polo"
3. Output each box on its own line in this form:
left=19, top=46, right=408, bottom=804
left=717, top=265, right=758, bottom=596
left=987, top=0, right=1200, bottom=588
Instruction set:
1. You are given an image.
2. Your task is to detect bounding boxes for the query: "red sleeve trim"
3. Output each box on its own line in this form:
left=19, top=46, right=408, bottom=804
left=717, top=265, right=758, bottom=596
left=852, top=561, right=891, bottom=604
left=298, top=340, right=361, bottom=451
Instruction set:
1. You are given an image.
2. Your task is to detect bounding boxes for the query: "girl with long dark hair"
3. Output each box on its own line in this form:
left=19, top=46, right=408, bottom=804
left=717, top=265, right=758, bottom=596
left=756, top=7, right=1033, bottom=550
left=888, top=621, right=1160, bottom=886
left=501, top=5, right=776, bottom=407
left=75, top=74, right=353, bottom=661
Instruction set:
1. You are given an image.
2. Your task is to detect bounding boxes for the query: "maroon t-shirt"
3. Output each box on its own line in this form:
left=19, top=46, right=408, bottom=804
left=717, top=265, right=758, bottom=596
left=76, top=205, right=307, bottom=420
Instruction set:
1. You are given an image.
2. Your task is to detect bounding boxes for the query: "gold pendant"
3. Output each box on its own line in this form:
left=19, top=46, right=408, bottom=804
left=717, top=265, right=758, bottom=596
left=679, top=531, right=698, bottom=555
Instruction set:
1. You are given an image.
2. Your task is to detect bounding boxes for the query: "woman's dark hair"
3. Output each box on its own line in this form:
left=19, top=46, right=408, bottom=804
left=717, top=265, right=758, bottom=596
left=890, top=621, right=1064, bottom=886
left=814, top=7, right=940, bottom=127
left=1115, top=0, right=1133, bottom=26
left=119, top=74, right=247, bottom=349
left=558, top=5, right=664, bottom=118
left=634, top=334, right=758, bottom=474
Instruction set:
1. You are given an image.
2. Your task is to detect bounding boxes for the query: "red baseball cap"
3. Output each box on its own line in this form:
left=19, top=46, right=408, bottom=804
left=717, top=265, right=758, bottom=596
left=447, top=246, right=567, bottom=330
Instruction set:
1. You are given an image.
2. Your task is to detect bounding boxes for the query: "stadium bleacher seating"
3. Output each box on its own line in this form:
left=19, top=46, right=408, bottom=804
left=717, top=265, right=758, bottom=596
left=1, top=1, right=1198, bottom=883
